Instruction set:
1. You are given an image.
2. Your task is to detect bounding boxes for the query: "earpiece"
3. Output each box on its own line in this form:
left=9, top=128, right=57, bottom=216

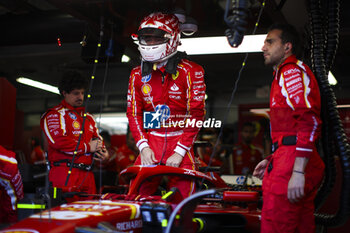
left=286, top=46, right=290, bottom=51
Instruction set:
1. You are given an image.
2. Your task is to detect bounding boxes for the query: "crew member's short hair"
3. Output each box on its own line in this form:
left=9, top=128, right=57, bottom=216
left=58, top=70, right=89, bottom=96
left=268, top=23, right=300, bottom=55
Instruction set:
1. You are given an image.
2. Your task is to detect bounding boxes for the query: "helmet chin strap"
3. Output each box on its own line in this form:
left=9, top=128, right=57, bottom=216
left=141, top=51, right=187, bottom=77
left=142, top=50, right=178, bottom=64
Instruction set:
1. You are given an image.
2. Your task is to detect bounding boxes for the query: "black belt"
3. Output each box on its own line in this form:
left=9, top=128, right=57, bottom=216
left=52, top=160, right=93, bottom=171
left=272, top=135, right=297, bottom=153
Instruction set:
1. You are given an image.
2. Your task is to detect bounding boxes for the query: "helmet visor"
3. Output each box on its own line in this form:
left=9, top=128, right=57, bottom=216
left=138, top=28, right=170, bottom=46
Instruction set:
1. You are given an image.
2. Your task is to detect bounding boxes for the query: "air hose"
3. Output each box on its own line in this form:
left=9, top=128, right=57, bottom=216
left=308, top=0, right=350, bottom=227
left=308, top=0, right=336, bottom=211
left=324, top=0, right=339, bottom=72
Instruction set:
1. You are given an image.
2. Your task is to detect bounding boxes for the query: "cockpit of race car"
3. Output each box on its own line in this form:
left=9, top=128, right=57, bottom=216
left=1, top=165, right=262, bottom=233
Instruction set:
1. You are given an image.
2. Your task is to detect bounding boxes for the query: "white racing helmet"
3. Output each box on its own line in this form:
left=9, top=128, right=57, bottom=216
left=135, top=12, right=181, bottom=62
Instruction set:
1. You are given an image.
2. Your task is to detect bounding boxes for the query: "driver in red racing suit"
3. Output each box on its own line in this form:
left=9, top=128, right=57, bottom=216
left=253, top=24, right=325, bottom=232
left=127, top=12, right=206, bottom=200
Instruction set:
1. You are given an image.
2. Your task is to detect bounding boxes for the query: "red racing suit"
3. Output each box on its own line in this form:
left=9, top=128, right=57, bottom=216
left=115, top=144, right=137, bottom=173
left=127, top=58, right=206, bottom=199
left=0, top=146, right=24, bottom=223
left=30, top=145, right=45, bottom=164
left=232, top=142, right=263, bottom=175
left=40, top=100, right=100, bottom=198
left=261, top=55, right=325, bottom=233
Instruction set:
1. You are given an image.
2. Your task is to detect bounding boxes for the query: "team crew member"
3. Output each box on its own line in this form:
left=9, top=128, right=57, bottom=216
left=115, top=130, right=138, bottom=174
left=231, top=122, right=263, bottom=175
left=253, top=23, right=325, bottom=232
left=30, top=137, right=45, bottom=164
left=40, top=71, right=109, bottom=199
left=0, top=145, right=24, bottom=223
left=127, top=12, right=206, bottom=199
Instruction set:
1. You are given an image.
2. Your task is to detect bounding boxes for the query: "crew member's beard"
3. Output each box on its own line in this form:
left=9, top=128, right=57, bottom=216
left=74, top=100, right=83, bottom=107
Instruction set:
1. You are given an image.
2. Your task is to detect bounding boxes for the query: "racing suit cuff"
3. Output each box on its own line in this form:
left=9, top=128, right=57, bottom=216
left=85, top=142, right=90, bottom=153
left=295, top=146, right=313, bottom=158
left=137, top=139, right=149, bottom=152
left=174, top=142, right=191, bottom=157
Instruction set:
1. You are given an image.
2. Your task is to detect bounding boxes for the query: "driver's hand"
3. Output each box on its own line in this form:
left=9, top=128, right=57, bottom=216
left=166, top=152, right=183, bottom=167
left=141, top=147, right=156, bottom=165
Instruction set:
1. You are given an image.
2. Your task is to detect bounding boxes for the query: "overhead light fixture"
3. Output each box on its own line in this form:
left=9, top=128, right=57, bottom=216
left=121, top=54, right=130, bottom=63
left=94, top=112, right=128, bottom=134
left=16, top=77, right=60, bottom=95
left=133, top=34, right=266, bottom=55
left=178, top=34, right=266, bottom=55
left=328, top=71, right=337, bottom=85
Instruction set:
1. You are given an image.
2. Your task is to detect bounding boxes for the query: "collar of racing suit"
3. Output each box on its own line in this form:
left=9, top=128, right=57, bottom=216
left=273, top=54, right=297, bottom=77
left=60, top=99, right=85, bottom=116
left=141, top=51, right=187, bottom=76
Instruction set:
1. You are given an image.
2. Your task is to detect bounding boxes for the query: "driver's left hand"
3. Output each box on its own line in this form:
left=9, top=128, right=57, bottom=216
left=166, top=152, right=183, bottom=167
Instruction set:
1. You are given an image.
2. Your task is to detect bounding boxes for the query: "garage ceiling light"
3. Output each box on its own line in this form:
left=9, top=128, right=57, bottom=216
left=121, top=54, right=130, bottom=63
left=328, top=71, right=337, bottom=85
left=133, top=34, right=267, bottom=55
left=16, top=77, right=60, bottom=95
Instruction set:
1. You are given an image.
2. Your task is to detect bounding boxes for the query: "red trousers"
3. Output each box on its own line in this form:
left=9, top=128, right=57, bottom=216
left=134, top=133, right=196, bottom=200
left=49, top=166, right=96, bottom=202
left=261, top=145, right=324, bottom=233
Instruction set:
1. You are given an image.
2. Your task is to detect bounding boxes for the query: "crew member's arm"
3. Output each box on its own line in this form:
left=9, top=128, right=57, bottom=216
left=40, top=110, right=99, bottom=155
left=280, top=63, right=321, bottom=203
left=126, top=69, right=156, bottom=165
left=253, top=159, right=269, bottom=179
left=167, top=64, right=206, bottom=167
left=88, top=114, right=110, bottom=162
left=0, top=148, right=24, bottom=217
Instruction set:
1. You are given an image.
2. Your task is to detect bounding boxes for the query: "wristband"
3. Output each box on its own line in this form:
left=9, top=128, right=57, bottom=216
left=293, top=170, right=305, bottom=174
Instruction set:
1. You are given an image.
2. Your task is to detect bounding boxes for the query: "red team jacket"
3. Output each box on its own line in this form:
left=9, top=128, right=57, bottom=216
left=40, top=99, right=100, bottom=165
left=127, top=59, right=206, bottom=157
left=0, top=146, right=24, bottom=223
left=270, top=55, right=322, bottom=158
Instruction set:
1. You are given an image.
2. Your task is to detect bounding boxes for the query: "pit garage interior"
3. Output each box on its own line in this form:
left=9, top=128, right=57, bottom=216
left=0, top=0, right=350, bottom=232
